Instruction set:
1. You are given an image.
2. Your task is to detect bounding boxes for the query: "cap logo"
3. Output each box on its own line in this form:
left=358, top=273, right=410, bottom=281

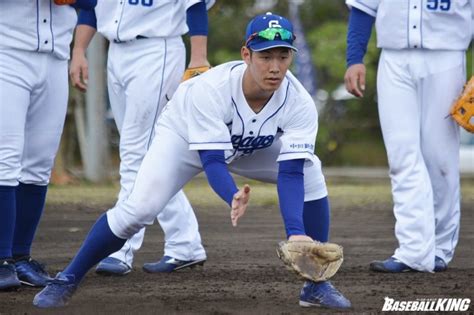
left=268, top=20, right=282, bottom=28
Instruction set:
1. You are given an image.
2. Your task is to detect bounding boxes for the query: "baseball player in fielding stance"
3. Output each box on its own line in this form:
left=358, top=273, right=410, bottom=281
left=70, top=0, right=214, bottom=276
left=0, top=0, right=96, bottom=291
left=344, top=0, right=473, bottom=272
left=33, top=12, right=351, bottom=309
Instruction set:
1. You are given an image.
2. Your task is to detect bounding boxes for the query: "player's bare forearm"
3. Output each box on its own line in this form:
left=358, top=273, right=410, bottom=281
left=188, top=35, right=210, bottom=68
left=344, top=63, right=366, bottom=98
left=70, top=25, right=96, bottom=91
left=72, top=24, right=97, bottom=55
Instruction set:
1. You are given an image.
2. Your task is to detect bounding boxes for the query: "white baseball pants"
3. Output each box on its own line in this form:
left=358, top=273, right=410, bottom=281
left=377, top=49, right=465, bottom=271
left=105, top=37, right=205, bottom=264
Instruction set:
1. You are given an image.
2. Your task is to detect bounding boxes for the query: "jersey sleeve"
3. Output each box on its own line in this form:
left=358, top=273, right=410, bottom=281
left=187, top=81, right=234, bottom=151
left=277, top=100, right=318, bottom=165
left=346, top=0, right=379, bottom=17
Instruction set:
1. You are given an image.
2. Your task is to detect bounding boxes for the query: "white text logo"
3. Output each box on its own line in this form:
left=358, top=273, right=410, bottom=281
left=382, top=297, right=471, bottom=312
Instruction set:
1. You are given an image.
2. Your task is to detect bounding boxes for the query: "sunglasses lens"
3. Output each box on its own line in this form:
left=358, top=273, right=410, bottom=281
left=257, top=28, right=293, bottom=41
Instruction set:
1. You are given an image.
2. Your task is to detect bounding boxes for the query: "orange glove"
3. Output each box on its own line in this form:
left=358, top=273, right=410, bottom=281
left=182, top=66, right=211, bottom=82
left=450, top=76, right=474, bottom=133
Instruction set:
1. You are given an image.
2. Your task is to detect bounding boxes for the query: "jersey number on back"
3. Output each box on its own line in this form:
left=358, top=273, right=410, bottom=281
left=128, top=0, right=153, bottom=7
left=426, top=0, right=451, bottom=11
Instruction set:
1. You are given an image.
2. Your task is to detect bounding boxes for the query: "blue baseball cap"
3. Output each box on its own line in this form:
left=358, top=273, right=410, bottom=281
left=245, top=12, right=297, bottom=52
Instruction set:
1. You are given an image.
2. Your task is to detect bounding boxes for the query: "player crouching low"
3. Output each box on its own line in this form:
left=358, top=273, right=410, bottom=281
left=33, top=12, right=351, bottom=310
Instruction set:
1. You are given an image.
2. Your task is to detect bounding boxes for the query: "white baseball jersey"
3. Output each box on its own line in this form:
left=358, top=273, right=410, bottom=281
left=0, top=0, right=77, bottom=60
left=160, top=61, right=318, bottom=165
left=347, top=0, right=474, bottom=50
left=94, top=0, right=215, bottom=42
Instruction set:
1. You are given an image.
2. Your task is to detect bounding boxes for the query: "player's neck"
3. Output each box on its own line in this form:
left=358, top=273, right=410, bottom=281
left=242, top=70, right=274, bottom=114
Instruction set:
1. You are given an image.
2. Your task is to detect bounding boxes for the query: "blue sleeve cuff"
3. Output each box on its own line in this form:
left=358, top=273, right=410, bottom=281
left=346, top=7, right=375, bottom=67
left=199, top=150, right=238, bottom=206
left=77, top=9, right=97, bottom=29
left=186, top=1, right=208, bottom=36
left=277, top=159, right=306, bottom=237
left=71, top=0, right=97, bottom=10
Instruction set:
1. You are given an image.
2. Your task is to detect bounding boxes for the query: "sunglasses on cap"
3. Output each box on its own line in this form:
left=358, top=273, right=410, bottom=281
left=245, top=27, right=295, bottom=47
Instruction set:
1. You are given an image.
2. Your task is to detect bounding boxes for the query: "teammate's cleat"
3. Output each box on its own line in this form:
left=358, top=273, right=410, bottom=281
left=0, top=260, right=21, bottom=291
left=369, top=257, right=413, bottom=273
left=33, top=273, right=78, bottom=308
left=95, top=257, right=131, bottom=276
left=15, top=257, right=52, bottom=287
left=299, top=281, right=352, bottom=309
left=142, top=256, right=206, bottom=273
left=434, top=256, right=447, bottom=272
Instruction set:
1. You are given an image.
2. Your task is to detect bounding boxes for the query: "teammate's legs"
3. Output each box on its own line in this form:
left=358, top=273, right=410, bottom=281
left=377, top=50, right=435, bottom=272
left=106, top=38, right=204, bottom=266
left=13, top=55, right=68, bottom=259
left=0, top=49, right=31, bottom=264
left=420, top=54, right=464, bottom=265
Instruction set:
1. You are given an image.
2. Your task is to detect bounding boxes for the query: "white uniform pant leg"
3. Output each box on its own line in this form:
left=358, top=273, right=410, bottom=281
left=420, top=58, right=464, bottom=265
left=106, top=38, right=203, bottom=265
left=377, top=50, right=435, bottom=272
left=107, top=124, right=203, bottom=257
left=228, top=136, right=328, bottom=201
left=0, top=49, right=68, bottom=186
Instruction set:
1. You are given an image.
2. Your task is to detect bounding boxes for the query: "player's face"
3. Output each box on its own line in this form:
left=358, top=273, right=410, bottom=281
left=242, top=47, right=293, bottom=93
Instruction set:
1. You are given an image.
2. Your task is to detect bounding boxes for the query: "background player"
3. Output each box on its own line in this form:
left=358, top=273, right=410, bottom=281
left=33, top=12, right=351, bottom=310
left=70, top=0, right=214, bottom=275
left=344, top=0, right=473, bottom=272
left=0, top=0, right=96, bottom=291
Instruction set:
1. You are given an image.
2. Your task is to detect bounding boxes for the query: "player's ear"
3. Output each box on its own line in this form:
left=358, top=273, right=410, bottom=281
left=241, top=46, right=251, bottom=65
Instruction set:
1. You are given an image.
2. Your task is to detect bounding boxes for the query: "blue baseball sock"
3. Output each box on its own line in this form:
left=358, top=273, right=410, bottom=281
left=12, top=183, right=47, bottom=258
left=303, top=197, right=330, bottom=242
left=0, top=185, right=16, bottom=260
left=63, top=213, right=126, bottom=283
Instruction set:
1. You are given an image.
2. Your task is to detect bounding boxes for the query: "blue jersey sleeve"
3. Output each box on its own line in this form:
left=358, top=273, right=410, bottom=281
left=77, top=8, right=97, bottom=29
left=186, top=1, right=208, bottom=36
left=346, top=7, right=375, bottom=67
left=199, top=150, right=238, bottom=206
left=277, top=159, right=306, bottom=237
left=71, top=0, right=97, bottom=10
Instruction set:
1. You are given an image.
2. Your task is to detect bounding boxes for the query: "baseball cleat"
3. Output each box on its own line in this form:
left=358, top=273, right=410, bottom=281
left=0, top=260, right=21, bottom=291
left=15, top=257, right=52, bottom=287
left=95, top=257, right=132, bottom=276
left=142, top=256, right=206, bottom=273
left=33, top=273, right=78, bottom=308
left=299, top=280, right=352, bottom=309
left=434, top=256, right=447, bottom=272
left=369, top=257, right=413, bottom=273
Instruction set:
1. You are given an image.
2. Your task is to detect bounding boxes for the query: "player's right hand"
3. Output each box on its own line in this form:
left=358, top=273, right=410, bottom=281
left=344, top=63, right=366, bottom=98
left=230, top=184, right=251, bottom=227
left=70, top=51, right=89, bottom=92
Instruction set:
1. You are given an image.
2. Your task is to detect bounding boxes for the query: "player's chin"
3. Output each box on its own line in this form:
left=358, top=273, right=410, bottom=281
left=263, top=79, right=283, bottom=91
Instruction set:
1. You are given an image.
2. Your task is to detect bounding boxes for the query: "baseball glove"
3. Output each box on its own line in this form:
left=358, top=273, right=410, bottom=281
left=276, top=241, right=343, bottom=282
left=54, top=0, right=76, bottom=4
left=450, top=76, right=474, bottom=133
left=182, top=66, right=210, bottom=82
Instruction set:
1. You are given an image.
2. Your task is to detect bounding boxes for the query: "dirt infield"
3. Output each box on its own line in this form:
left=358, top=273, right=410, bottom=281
left=1, top=180, right=473, bottom=314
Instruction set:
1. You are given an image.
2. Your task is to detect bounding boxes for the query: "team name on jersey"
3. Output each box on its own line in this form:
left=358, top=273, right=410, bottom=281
left=231, top=134, right=275, bottom=155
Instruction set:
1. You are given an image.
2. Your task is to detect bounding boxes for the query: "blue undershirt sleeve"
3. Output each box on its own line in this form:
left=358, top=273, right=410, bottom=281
left=199, top=150, right=238, bottom=206
left=277, top=159, right=306, bottom=238
left=77, top=9, right=97, bottom=29
left=186, top=1, right=208, bottom=36
left=71, top=0, right=97, bottom=10
left=346, top=7, right=375, bottom=67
